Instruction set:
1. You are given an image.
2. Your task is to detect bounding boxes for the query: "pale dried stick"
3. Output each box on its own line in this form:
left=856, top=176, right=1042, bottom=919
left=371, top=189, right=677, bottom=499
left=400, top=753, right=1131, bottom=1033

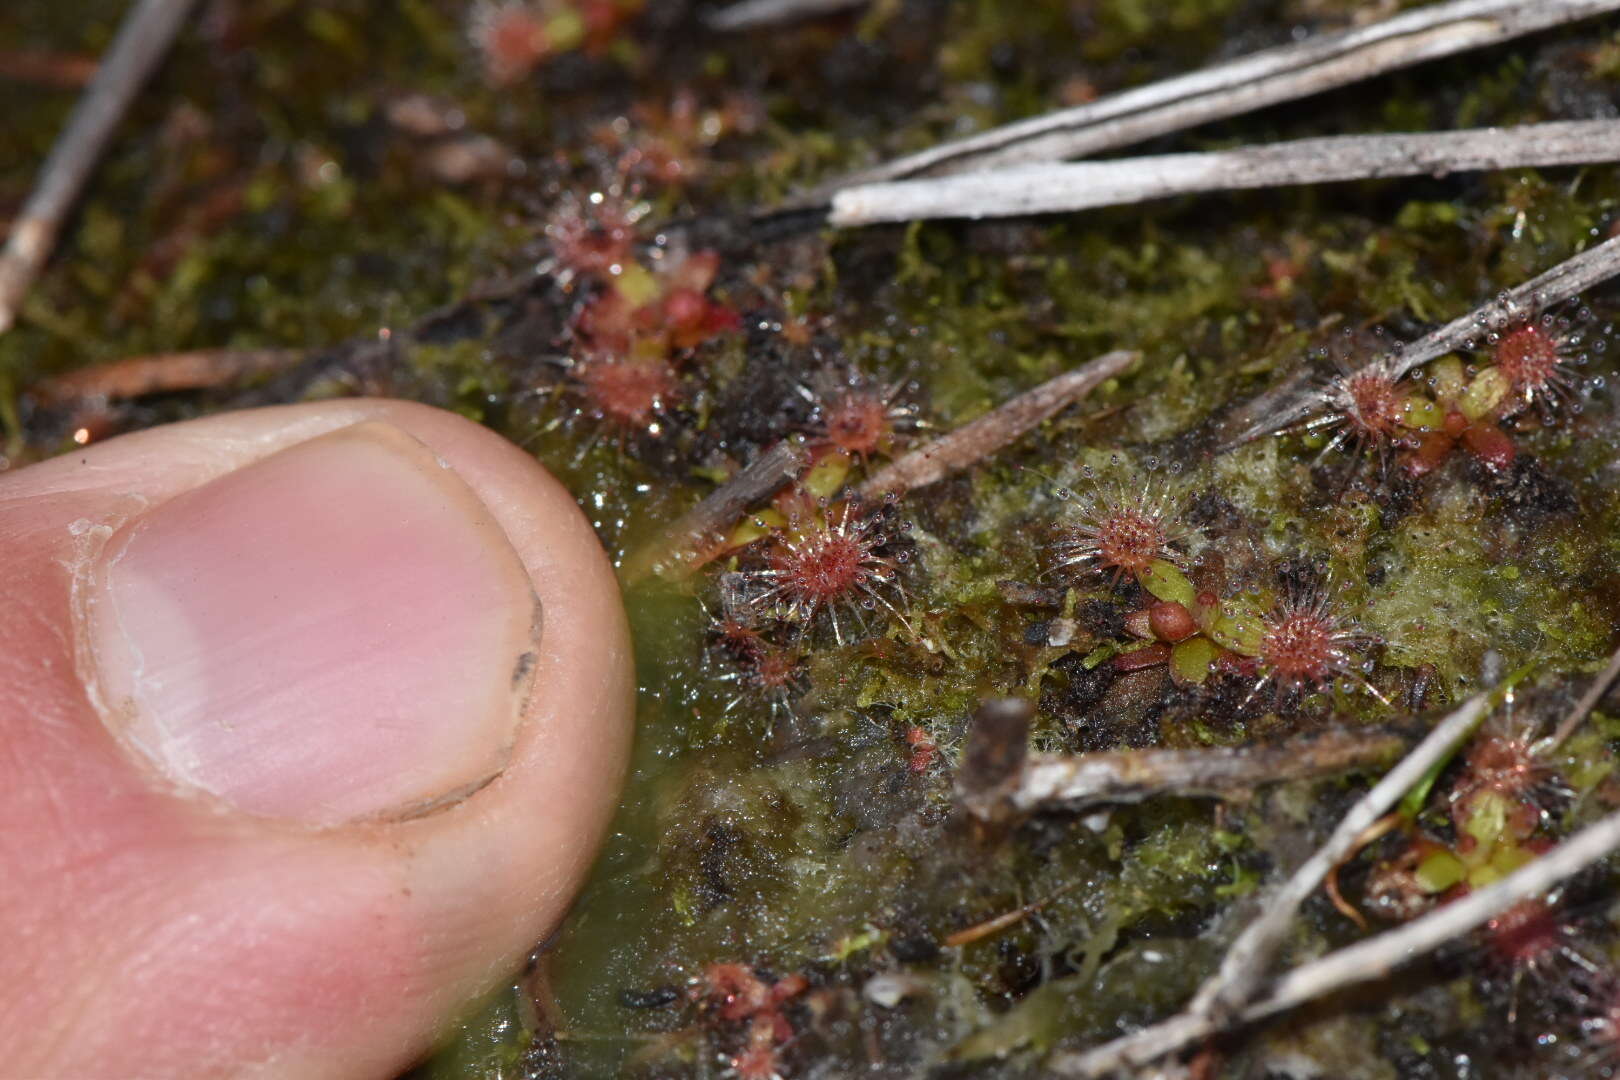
left=622, top=437, right=815, bottom=584
left=1046, top=693, right=1491, bottom=1077
left=1548, top=637, right=1620, bottom=749
left=1185, top=693, right=1490, bottom=1019
left=830, top=120, right=1620, bottom=226
left=793, top=0, right=1620, bottom=206
left=1053, top=774, right=1620, bottom=1077
left=705, top=0, right=867, bottom=31
left=1253, top=803, right=1620, bottom=1014
left=1225, top=231, right=1620, bottom=445
left=626, top=351, right=1134, bottom=582
left=1006, top=727, right=1410, bottom=814
left=1392, top=228, right=1620, bottom=383
left=0, top=0, right=200, bottom=335
left=1050, top=1010, right=1213, bottom=1080
left=858, top=349, right=1137, bottom=500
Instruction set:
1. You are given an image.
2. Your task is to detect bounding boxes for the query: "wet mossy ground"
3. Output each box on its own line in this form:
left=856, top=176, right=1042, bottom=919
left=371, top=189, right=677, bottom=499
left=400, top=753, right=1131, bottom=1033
left=10, top=2, right=1620, bottom=1077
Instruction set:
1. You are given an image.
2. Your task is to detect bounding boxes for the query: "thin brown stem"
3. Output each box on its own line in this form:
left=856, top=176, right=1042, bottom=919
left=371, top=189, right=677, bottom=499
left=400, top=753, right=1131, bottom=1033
left=1548, top=638, right=1620, bottom=750
left=29, top=348, right=304, bottom=405
left=859, top=350, right=1136, bottom=500
left=0, top=50, right=99, bottom=90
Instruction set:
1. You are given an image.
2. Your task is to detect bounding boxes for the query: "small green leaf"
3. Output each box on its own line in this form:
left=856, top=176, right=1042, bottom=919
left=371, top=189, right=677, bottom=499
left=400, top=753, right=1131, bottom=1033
left=801, top=452, right=852, bottom=499
left=1400, top=393, right=1445, bottom=431
left=1081, top=642, right=1119, bottom=670
left=1208, top=595, right=1265, bottom=655
left=1170, top=637, right=1221, bottom=685
left=1415, top=851, right=1466, bottom=894
left=725, top=508, right=784, bottom=550
left=1399, top=755, right=1452, bottom=819
left=1462, top=790, right=1510, bottom=849
left=1429, top=356, right=1467, bottom=404
left=614, top=262, right=662, bottom=307
left=1459, top=366, right=1510, bottom=421
left=1138, top=559, right=1196, bottom=608
left=545, top=8, right=587, bottom=51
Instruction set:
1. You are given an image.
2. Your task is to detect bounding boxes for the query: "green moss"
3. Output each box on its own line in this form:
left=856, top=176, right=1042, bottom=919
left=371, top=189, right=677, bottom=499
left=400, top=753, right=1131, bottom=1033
left=12, top=1, right=1620, bottom=1077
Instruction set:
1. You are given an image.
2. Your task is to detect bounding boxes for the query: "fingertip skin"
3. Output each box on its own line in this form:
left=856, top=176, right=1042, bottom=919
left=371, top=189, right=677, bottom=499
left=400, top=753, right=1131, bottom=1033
left=84, top=421, right=545, bottom=826
left=0, top=401, right=635, bottom=1078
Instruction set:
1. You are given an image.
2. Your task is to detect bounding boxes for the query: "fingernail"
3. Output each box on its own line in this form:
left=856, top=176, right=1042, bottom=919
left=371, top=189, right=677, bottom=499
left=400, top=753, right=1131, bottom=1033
left=85, top=421, right=541, bottom=826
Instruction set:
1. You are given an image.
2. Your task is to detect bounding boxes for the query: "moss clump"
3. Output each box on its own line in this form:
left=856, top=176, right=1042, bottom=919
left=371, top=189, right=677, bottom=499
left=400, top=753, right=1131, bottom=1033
left=12, top=2, right=1620, bottom=1078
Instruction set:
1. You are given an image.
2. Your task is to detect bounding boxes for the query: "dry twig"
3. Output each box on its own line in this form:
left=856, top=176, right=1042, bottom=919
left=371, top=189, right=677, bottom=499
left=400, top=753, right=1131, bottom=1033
left=1184, top=694, right=1490, bottom=1020
left=956, top=697, right=1035, bottom=829
left=622, top=437, right=815, bottom=583
left=623, top=351, right=1132, bottom=584
left=0, top=50, right=99, bottom=90
left=1004, top=727, right=1409, bottom=815
left=1051, top=790, right=1620, bottom=1077
left=1046, top=695, right=1504, bottom=1077
left=859, top=350, right=1136, bottom=500
left=1062, top=799, right=1620, bottom=1077
left=28, top=347, right=303, bottom=406
left=1224, top=232, right=1620, bottom=445
left=1548, top=637, right=1620, bottom=749
left=1053, top=758, right=1620, bottom=1078
left=829, top=120, right=1620, bottom=227
left=791, top=0, right=1620, bottom=207
left=1252, top=803, right=1620, bottom=1014
left=705, top=0, right=867, bottom=31
left=0, top=0, right=200, bottom=335
left=943, top=881, right=1082, bottom=948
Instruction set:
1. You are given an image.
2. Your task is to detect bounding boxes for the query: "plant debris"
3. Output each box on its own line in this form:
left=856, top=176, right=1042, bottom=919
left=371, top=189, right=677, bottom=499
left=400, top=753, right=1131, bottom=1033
left=10, top=2, right=1620, bottom=1078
